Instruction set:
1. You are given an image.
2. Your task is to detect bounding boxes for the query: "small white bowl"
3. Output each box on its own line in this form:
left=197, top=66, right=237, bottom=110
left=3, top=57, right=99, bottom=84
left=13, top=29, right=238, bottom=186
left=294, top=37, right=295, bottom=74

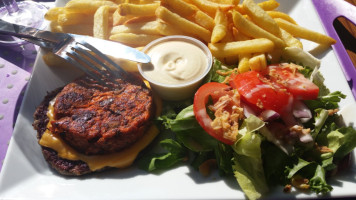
left=138, top=35, right=212, bottom=101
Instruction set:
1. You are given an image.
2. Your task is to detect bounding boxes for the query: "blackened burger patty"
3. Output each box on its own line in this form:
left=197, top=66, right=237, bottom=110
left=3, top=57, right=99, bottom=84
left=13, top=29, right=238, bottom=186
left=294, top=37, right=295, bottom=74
left=33, top=75, right=154, bottom=175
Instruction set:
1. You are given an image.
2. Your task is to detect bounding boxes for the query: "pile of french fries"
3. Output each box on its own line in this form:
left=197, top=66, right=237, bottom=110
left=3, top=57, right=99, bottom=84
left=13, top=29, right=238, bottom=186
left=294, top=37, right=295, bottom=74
left=44, top=0, right=336, bottom=73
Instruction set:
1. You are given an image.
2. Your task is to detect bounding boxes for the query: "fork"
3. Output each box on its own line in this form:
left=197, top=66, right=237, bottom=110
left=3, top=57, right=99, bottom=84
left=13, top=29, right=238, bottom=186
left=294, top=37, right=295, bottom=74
left=0, top=19, right=143, bottom=84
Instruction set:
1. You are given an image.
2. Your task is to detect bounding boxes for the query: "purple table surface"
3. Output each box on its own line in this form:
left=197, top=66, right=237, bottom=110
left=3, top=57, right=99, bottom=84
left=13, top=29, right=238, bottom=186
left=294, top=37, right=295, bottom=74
left=0, top=1, right=55, bottom=172
left=0, top=42, right=35, bottom=172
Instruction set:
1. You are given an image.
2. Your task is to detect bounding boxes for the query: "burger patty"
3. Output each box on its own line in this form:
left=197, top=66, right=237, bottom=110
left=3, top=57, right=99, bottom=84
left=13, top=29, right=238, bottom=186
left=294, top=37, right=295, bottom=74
left=33, top=88, right=91, bottom=176
left=33, top=75, right=154, bottom=175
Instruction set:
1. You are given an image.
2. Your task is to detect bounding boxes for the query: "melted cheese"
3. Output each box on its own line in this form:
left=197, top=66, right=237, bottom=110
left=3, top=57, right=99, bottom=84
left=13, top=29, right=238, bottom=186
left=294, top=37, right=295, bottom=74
left=39, top=93, right=162, bottom=171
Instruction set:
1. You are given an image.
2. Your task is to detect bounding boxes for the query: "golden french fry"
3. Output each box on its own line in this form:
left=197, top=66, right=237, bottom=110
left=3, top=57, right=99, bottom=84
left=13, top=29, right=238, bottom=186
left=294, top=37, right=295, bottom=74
left=258, top=0, right=280, bottom=11
left=274, top=18, right=336, bottom=45
left=243, top=0, right=281, bottom=37
left=118, top=3, right=159, bottom=16
left=112, top=9, right=135, bottom=26
left=123, top=0, right=156, bottom=3
left=109, top=56, right=139, bottom=72
left=161, top=0, right=197, bottom=17
left=94, top=6, right=110, bottom=39
left=232, top=27, right=251, bottom=41
left=266, top=11, right=297, bottom=25
left=209, top=0, right=234, bottom=4
left=50, top=21, right=93, bottom=36
left=44, top=7, right=65, bottom=21
left=220, top=25, right=235, bottom=43
left=280, top=28, right=303, bottom=49
left=155, top=6, right=211, bottom=42
left=65, top=0, right=117, bottom=13
left=211, top=9, right=228, bottom=43
left=208, top=38, right=275, bottom=58
left=42, top=51, right=80, bottom=71
left=109, top=33, right=161, bottom=47
left=235, top=0, right=279, bottom=15
left=123, top=15, right=156, bottom=24
left=193, top=11, right=215, bottom=31
left=232, top=10, right=285, bottom=48
left=188, top=0, right=234, bottom=17
left=111, top=20, right=184, bottom=35
left=238, top=54, right=251, bottom=73
left=57, top=12, right=94, bottom=26
left=249, top=53, right=267, bottom=71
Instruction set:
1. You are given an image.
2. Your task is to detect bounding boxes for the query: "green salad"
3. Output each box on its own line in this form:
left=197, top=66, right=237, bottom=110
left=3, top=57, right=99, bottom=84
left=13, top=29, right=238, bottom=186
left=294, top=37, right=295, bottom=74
left=138, top=58, right=356, bottom=200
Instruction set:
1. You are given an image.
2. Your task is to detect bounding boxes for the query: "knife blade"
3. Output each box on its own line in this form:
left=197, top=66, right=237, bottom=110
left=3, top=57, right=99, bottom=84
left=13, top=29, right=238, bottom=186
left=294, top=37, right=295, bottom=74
left=71, top=34, right=151, bottom=64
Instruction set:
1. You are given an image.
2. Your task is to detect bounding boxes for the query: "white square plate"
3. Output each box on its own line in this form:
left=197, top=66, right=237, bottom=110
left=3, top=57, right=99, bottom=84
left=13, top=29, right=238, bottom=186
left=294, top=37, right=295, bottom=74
left=1, top=0, right=356, bottom=199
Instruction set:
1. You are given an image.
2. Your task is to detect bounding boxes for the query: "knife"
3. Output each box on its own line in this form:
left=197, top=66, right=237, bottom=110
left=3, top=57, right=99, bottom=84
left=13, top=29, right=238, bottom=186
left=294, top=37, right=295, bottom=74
left=0, top=19, right=151, bottom=63
left=311, top=0, right=356, bottom=100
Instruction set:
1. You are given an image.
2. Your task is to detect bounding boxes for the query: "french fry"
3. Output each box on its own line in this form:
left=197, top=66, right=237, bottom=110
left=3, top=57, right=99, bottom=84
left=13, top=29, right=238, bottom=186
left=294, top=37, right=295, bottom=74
left=161, top=0, right=197, bottom=17
left=94, top=6, right=110, bottom=39
left=209, top=0, right=234, bottom=4
left=238, top=54, right=251, bottom=73
left=249, top=53, right=267, bottom=71
left=124, top=0, right=156, bottom=3
left=266, top=11, right=297, bottom=25
left=274, top=18, right=336, bottom=45
left=123, top=15, right=156, bottom=24
left=280, top=28, right=303, bottom=49
left=109, top=57, right=140, bottom=72
left=193, top=11, right=215, bottom=31
left=112, top=9, right=135, bottom=26
left=44, top=7, right=65, bottom=21
left=65, top=0, right=117, bottom=13
left=188, top=0, right=234, bottom=17
left=211, top=9, right=228, bottom=43
left=242, top=0, right=281, bottom=37
left=208, top=38, right=275, bottom=58
left=161, top=0, right=214, bottom=30
left=258, top=0, right=280, bottom=11
left=58, top=13, right=94, bottom=26
left=109, top=33, right=161, bottom=47
left=232, top=27, right=251, bottom=41
left=221, top=25, right=235, bottom=43
left=235, top=0, right=279, bottom=15
left=111, top=20, right=184, bottom=35
left=42, top=52, right=78, bottom=70
left=50, top=21, right=93, bottom=36
left=118, top=3, right=159, bottom=16
left=232, top=10, right=285, bottom=48
left=155, top=6, right=211, bottom=42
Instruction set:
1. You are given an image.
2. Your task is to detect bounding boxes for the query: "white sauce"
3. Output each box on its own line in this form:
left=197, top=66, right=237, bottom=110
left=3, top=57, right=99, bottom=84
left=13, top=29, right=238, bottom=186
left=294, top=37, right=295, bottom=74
left=141, top=41, right=208, bottom=85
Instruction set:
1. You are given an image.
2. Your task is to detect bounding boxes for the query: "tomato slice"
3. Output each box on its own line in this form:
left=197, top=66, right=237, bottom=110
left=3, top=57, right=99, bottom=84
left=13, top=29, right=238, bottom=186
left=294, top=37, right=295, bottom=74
left=230, top=70, right=293, bottom=114
left=193, top=82, right=236, bottom=145
left=267, top=64, right=319, bottom=100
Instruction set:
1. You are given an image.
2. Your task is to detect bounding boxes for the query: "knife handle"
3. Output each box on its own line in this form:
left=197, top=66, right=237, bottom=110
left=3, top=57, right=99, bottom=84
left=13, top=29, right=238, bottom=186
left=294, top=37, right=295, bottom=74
left=0, top=19, right=67, bottom=45
left=312, top=0, right=356, bottom=100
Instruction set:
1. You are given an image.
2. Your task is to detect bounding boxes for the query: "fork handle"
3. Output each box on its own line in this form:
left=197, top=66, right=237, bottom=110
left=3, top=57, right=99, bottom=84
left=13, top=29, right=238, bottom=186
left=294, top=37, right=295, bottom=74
left=0, top=19, right=65, bottom=44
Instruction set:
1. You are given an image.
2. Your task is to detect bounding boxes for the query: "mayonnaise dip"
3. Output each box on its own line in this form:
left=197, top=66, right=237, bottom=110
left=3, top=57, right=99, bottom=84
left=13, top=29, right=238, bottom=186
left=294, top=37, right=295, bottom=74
left=141, top=41, right=208, bottom=85
left=138, top=36, right=212, bottom=101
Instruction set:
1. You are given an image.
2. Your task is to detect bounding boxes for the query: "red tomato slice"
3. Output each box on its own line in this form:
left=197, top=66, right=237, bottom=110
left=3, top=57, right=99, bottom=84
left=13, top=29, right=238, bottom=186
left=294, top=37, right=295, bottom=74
left=267, top=64, right=319, bottom=100
left=193, top=82, right=236, bottom=145
left=230, top=70, right=293, bottom=114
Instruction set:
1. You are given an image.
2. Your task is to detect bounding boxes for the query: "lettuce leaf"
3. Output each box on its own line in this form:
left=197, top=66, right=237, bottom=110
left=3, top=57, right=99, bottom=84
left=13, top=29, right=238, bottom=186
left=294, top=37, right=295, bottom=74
left=138, top=139, right=188, bottom=172
left=309, top=165, right=333, bottom=193
left=231, top=116, right=269, bottom=200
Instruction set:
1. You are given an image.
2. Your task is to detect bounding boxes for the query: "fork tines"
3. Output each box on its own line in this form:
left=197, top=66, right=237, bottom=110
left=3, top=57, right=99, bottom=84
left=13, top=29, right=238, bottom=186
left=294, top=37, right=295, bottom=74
left=57, top=39, right=127, bottom=85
